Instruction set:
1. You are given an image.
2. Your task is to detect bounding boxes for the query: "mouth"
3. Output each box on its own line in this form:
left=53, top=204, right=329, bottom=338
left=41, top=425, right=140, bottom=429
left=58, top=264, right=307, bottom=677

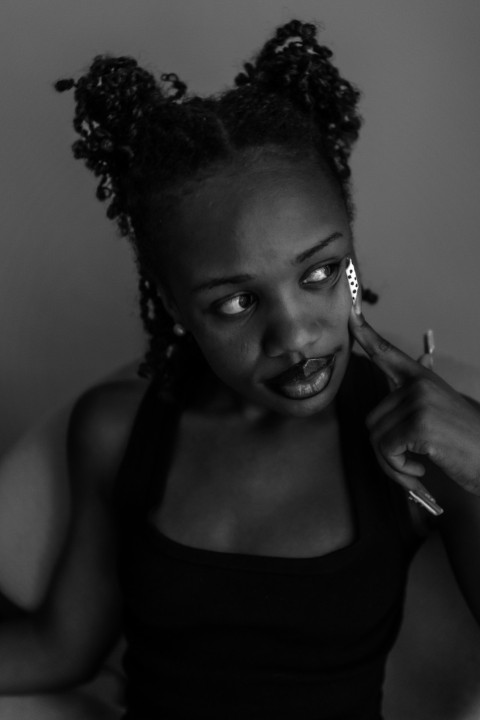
left=265, top=353, right=337, bottom=400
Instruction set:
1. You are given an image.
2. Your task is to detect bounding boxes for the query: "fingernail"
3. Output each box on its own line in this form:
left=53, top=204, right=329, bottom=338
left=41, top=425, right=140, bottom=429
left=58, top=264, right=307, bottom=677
left=424, top=329, right=435, bottom=355
left=350, top=304, right=364, bottom=323
left=408, top=488, right=444, bottom=516
left=354, top=293, right=362, bottom=315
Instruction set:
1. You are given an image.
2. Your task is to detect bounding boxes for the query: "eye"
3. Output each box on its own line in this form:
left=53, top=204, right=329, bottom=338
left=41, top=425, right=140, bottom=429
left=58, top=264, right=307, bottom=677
left=214, top=293, right=256, bottom=317
left=300, top=262, right=340, bottom=286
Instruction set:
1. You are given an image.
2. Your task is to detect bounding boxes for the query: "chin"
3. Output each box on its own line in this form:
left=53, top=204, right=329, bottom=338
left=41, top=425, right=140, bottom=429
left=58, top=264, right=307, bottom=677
left=264, top=382, right=340, bottom=418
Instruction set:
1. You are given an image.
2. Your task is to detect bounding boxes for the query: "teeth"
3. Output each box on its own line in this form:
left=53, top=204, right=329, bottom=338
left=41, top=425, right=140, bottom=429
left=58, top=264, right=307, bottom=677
left=267, top=354, right=334, bottom=389
left=302, top=357, right=330, bottom=378
left=273, top=358, right=334, bottom=399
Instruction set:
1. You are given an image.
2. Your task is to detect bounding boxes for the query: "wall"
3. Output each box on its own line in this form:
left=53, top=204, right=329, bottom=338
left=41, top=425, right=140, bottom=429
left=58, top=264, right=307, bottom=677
left=2, top=0, right=479, bottom=451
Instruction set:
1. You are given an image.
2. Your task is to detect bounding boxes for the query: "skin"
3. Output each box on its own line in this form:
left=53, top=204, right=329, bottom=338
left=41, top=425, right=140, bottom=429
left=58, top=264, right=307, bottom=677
left=158, top=154, right=355, bottom=420
left=347, top=309, right=480, bottom=626
left=0, top=372, right=145, bottom=693
left=147, top=155, right=359, bottom=557
left=151, top=150, right=480, bottom=624
left=349, top=309, right=480, bottom=498
left=1, top=151, right=480, bottom=700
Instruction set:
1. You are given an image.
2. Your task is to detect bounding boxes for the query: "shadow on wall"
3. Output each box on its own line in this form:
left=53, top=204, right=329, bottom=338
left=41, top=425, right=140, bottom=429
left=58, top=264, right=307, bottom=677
left=385, top=532, right=480, bottom=720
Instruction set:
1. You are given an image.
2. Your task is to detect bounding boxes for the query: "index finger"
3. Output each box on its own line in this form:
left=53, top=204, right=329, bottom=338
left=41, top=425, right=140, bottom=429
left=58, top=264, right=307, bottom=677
left=349, top=307, right=424, bottom=387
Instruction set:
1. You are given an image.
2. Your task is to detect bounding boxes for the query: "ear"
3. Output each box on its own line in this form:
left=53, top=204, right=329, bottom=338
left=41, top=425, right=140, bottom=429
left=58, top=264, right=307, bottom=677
left=156, top=282, right=183, bottom=326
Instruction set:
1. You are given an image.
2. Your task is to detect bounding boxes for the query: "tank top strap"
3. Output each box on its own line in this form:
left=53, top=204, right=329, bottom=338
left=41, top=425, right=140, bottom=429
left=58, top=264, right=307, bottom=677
left=113, top=381, right=181, bottom=531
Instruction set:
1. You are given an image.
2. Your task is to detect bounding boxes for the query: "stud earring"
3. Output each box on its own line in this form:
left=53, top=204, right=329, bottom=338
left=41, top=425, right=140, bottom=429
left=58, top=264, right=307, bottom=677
left=173, top=322, right=186, bottom=337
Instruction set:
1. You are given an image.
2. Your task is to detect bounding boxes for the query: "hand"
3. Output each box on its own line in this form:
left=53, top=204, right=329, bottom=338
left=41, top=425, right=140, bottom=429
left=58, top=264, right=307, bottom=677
left=349, top=307, right=480, bottom=497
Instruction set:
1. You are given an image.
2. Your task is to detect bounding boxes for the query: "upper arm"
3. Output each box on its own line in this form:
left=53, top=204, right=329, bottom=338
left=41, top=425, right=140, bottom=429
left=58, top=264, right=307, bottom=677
left=36, top=378, right=147, bottom=676
left=0, top=359, right=144, bottom=612
left=0, top=408, right=72, bottom=610
left=0, top=373, right=147, bottom=681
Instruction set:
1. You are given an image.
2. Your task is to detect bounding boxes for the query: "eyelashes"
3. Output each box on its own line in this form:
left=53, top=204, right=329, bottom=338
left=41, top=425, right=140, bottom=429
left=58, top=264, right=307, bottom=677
left=212, top=261, right=342, bottom=318
left=214, top=293, right=255, bottom=316
left=300, top=262, right=339, bottom=285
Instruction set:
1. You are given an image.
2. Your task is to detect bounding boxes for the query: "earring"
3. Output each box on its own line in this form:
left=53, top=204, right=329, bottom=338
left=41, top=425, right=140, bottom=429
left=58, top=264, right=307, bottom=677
left=173, top=322, right=186, bottom=337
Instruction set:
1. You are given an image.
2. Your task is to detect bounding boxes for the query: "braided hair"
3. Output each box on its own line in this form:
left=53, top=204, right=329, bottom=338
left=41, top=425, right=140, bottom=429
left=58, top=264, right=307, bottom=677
left=55, top=19, right=377, bottom=400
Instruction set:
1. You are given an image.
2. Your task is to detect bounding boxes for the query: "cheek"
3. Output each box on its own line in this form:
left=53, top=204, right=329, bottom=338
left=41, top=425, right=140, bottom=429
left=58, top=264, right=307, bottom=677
left=315, top=276, right=352, bottom=334
left=339, top=282, right=354, bottom=325
left=170, top=291, right=259, bottom=388
left=217, top=337, right=255, bottom=376
left=189, top=324, right=256, bottom=381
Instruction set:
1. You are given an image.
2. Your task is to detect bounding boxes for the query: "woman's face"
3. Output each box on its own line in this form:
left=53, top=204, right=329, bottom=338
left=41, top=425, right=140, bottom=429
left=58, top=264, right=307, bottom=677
left=159, top=156, right=355, bottom=418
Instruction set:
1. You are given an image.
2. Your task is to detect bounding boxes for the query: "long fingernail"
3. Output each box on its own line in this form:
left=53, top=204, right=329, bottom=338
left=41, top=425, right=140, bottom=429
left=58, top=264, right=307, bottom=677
left=423, top=329, right=435, bottom=355
left=408, top=488, right=444, bottom=516
left=422, top=329, right=435, bottom=369
left=350, top=304, right=364, bottom=323
left=354, top=292, right=362, bottom=315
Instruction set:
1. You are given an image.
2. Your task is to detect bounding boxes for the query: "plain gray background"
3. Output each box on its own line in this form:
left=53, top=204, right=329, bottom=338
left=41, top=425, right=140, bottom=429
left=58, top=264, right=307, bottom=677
left=2, top=0, right=480, bottom=451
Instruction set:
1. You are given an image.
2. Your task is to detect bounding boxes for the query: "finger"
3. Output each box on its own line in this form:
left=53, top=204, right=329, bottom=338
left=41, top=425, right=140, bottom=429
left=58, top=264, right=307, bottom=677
left=349, top=307, right=425, bottom=386
left=369, top=415, right=427, bottom=477
left=374, top=448, right=442, bottom=515
left=372, top=444, right=427, bottom=490
left=382, top=445, right=426, bottom=477
left=369, top=408, right=434, bottom=481
left=364, top=392, right=429, bottom=472
left=417, top=352, right=434, bottom=371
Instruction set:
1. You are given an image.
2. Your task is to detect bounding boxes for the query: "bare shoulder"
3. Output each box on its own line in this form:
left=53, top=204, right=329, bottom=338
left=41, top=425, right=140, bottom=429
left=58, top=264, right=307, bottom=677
left=0, top=364, right=148, bottom=611
left=68, top=374, right=149, bottom=495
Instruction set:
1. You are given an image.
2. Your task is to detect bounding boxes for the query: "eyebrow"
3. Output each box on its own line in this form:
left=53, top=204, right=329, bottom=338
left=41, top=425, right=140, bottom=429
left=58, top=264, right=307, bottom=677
left=293, top=232, right=343, bottom=265
left=192, top=232, right=343, bottom=294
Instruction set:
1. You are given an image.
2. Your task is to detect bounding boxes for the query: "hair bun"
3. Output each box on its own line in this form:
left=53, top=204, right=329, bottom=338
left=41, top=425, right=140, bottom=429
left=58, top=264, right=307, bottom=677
left=234, top=19, right=361, bottom=180
left=55, top=55, right=166, bottom=234
left=73, top=56, right=158, bottom=147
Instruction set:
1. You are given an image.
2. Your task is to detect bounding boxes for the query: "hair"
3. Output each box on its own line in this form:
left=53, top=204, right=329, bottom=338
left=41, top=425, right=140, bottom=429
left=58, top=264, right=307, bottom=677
left=55, top=19, right=377, bottom=400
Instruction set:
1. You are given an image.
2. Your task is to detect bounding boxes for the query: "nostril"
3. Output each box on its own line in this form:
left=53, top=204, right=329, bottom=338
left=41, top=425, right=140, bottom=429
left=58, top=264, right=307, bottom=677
left=261, top=300, right=323, bottom=358
left=263, top=322, right=320, bottom=359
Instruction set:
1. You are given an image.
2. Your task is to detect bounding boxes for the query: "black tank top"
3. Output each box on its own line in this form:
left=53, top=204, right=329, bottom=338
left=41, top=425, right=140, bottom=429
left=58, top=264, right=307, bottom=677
left=114, top=353, right=423, bottom=719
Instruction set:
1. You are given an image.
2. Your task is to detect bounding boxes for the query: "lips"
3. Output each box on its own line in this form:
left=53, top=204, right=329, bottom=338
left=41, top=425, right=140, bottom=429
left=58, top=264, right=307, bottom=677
left=265, top=354, right=337, bottom=400
left=267, top=355, right=335, bottom=388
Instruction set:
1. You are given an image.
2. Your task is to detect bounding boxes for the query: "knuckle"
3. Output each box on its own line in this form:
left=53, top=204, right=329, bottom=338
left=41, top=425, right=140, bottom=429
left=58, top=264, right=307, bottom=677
left=407, top=414, right=437, bottom=456
left=417, top=439, right=435, bottom=457
left=366, top=335, right=392, bottom=358
left=409, top=411, right=429, bottom=438
left=410, top=376, right=434, bottom=404
left=376, top=337, right=392, bottom=354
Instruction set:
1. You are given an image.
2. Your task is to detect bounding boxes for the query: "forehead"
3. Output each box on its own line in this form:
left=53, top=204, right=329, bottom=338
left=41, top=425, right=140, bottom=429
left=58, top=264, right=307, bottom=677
left=163, top=157, right=349, bottom=282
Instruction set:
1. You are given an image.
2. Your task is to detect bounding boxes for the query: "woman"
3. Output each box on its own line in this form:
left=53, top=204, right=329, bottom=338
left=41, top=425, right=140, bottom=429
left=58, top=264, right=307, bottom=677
left=1, top=19, right=480, bottom=719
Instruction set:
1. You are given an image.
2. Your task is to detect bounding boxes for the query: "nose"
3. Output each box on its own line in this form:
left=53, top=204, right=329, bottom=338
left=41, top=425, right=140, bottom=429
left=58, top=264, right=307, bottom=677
left=262, top=298, right=321, bottom=359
